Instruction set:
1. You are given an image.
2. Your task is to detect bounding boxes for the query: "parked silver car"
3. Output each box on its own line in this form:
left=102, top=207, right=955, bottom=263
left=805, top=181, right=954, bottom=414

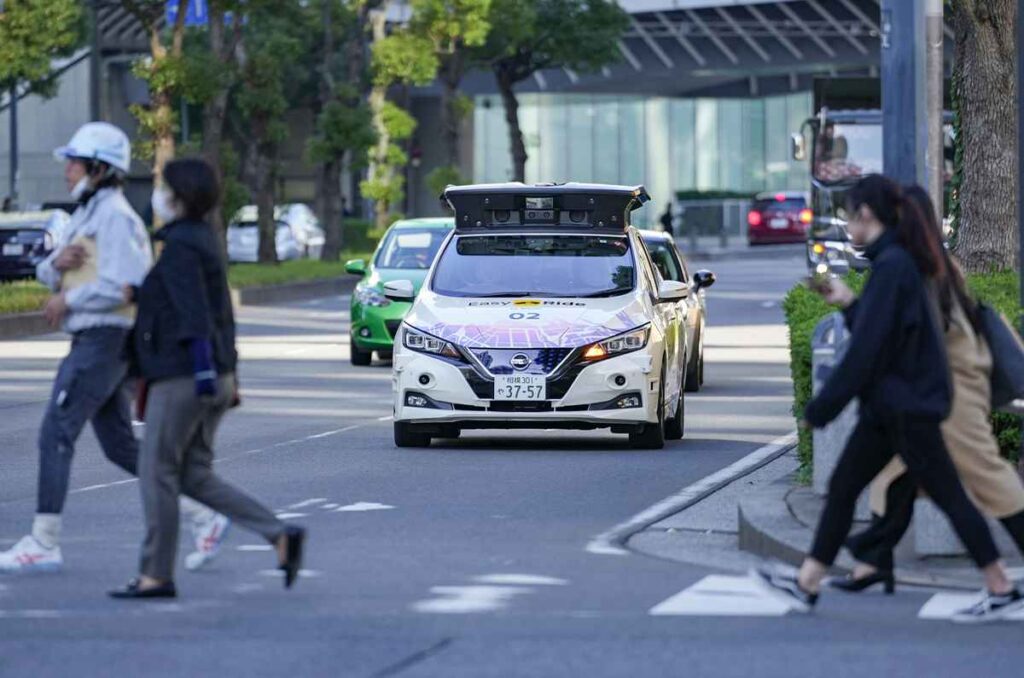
left=227, top=204, right=324, bottom=263
left=226, top=217, right=303, bottom=263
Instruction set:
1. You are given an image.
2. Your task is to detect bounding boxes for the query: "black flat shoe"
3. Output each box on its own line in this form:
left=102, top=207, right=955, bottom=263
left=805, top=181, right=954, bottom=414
left=108, top=578, right=177, bottom=599
left=278, top=525, right=306, bottom=590
left=829, top=571, right=895, bottom=595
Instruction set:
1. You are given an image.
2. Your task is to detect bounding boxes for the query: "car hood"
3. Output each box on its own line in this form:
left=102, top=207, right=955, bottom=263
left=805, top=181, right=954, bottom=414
left=404, top=292, right=649, bottom=349
left=365, top=268, right=429, bottom=293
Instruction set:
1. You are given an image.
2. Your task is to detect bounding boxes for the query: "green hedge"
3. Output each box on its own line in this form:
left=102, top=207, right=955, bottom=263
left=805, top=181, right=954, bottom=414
left=783, top=271, right=1021, bottom=481
left=0, top=280, right=50, bottom=314
left=675, top=189, right=757, bottom=201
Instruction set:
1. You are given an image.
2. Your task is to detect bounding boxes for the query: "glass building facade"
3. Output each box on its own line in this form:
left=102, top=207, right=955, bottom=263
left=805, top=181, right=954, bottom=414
left=473, top=91, right=812, bottom=226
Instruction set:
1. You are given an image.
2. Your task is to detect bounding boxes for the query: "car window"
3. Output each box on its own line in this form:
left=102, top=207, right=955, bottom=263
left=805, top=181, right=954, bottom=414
left=431, top=234, right=634, bottom=298
left=632, top=236, right=660, bottom=293
left=753, top=198, right=805, bottom=213
left=643, top=239, right=685, bottom=283
left=375, top=228, right=448, bottom=269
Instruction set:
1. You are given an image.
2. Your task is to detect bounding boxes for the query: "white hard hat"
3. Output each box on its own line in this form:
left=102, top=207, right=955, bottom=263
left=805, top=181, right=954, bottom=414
left=53, top=122, right=132, bottom=173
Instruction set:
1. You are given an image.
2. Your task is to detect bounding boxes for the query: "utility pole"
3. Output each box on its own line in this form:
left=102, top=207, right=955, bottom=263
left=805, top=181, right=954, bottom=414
left=90, top=0, right=102, bottom=121
left=923, top=0, right=944, bottom=222
left=8, top=85, right=17, bottom=210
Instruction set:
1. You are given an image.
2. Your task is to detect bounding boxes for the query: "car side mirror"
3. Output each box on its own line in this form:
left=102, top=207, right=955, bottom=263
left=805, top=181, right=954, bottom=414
left=790, top=133, right=806, bottom=161
left=693, top=270, right=717, bottom=290
left=383, top=279, right=416, bottom=301
left=345, top=259, right=366, bottom=276
left=657, top=279, right=689, bottom=303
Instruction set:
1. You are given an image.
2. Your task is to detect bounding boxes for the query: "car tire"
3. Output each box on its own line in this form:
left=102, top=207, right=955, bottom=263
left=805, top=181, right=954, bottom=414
left=685, top=326, right=703, bottom=393
left=664, top=371, right=685, bottom=441
left=630, top=368, right=666, bottom=450
left=394, top=422, right=432, bottom=448
left=350, top=336, right=373, bottom=366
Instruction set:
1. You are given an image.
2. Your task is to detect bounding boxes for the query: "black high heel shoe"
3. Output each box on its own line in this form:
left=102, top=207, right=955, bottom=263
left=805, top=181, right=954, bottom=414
left=278, top=525, right=306, bottom=590
left=829, top=571, right=895, bottom=595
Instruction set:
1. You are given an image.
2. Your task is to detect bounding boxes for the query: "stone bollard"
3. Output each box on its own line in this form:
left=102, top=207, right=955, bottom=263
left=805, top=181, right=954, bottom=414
left=811, top=312, right=869, bottom=519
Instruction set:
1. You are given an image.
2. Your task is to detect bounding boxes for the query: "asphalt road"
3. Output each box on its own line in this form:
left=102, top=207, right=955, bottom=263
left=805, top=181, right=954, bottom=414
left=1, top=247, right=1022, bottom=677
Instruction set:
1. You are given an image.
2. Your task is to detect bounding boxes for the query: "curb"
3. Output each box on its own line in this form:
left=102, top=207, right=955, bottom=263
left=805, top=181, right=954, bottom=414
left=687, top=244, right=806, bottom=262
left=0, top=311, right=53, bottom=340
left=0, top=277, right=358, bottom=341
left=231, top=276, right=357, bottom=307
left=587, top=432, right=798, bottom=556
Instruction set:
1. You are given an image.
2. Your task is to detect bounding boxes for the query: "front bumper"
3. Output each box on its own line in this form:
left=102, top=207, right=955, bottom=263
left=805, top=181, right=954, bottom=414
left=392, top=348, right=661, bottom=431
left=0, top=255, right=45, bottom=279
left=351, top=300, right=412, bottom=351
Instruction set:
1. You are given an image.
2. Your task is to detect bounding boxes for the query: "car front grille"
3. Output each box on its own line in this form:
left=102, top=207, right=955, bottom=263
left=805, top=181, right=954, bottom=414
left=468, top=347, right=573, bottom=375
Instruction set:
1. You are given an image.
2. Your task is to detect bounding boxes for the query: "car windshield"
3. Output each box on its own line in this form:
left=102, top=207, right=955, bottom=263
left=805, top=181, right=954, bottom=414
left=431, top=234, right=635, bottom=298
left=753, top=198, right=805, bottom=213
left=813, top=122, right=882, bottom=183
left=375, top=228, right=448, bottom=269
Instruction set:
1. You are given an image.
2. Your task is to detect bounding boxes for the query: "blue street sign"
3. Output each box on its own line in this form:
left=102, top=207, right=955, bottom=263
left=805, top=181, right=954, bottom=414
left=166, top=0, right=209, bottom=27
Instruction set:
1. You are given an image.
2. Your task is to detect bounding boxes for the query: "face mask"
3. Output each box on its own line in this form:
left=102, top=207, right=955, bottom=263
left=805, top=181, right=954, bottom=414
left=151, top=187, right=179, bottom=224
left=69, top=177, right=90, bottom=201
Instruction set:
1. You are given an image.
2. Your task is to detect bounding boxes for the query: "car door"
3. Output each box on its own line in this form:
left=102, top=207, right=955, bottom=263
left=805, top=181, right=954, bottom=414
left=666, top=240, right=703, bottom=353
left=634, top=235, right=684, bottom=406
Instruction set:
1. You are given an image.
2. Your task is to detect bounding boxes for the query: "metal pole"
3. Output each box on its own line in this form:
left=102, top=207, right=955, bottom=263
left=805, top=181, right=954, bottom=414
left=881, top=0, right=920, bottom=184
left=90, top=0, right=102, bottom=121
left=924, top=0, right=944, bottom=223
left=8, top=85, right=17, bottom=209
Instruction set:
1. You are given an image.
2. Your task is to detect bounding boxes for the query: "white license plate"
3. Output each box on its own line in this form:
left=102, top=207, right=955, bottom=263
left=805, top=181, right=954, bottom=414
left=3, top=244, right=23, bottom=256
left=493, top=374, right=547, bottom=401
left=769, top=218, right=789, bottom=229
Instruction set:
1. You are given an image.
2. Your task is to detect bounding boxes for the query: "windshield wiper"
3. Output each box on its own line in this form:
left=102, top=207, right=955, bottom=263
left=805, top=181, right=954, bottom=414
left=473, top=291, right=560, bottom=298
left=580, top=287, right=633, bottom=298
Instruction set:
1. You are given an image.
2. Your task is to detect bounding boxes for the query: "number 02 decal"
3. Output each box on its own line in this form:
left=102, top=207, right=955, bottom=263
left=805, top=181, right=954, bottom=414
left=509, top=312, right=540, bottom=320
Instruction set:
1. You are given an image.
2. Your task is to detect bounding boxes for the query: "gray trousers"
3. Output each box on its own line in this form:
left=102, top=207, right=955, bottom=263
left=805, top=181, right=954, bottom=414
left=139, top=374, right=283, bottom=580
left=38, top=327, right=138, bottom=514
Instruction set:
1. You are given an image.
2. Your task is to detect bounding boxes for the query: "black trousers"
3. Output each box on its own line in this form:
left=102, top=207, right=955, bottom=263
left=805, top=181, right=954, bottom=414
left=809, top=415, right=1000, bottom=569
left=847, top=471, right=1024, bottom=572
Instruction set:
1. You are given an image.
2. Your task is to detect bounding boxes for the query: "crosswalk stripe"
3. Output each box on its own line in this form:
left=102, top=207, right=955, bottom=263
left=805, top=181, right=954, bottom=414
left=650, top=575, right=792, bottom=617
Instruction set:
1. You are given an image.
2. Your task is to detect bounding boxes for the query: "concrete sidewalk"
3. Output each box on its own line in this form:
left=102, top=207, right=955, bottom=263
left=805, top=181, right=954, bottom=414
left=630, top=450, right=1024, bottom=591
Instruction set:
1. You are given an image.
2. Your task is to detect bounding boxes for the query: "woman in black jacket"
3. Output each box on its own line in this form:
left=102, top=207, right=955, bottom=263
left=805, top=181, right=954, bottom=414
left=752, top=175, right=1021, bottom=623
left=110, top=158, right=305, bottom=599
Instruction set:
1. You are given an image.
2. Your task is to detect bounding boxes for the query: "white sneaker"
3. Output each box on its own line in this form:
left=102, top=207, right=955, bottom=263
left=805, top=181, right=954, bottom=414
left=184, top=513, right=231, bottom=571
left=0, top=536, right=63, bottom=574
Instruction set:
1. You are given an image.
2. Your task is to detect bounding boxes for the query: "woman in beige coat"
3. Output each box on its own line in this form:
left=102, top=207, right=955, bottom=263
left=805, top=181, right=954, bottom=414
left=833, top=185, right=1024, bottom=594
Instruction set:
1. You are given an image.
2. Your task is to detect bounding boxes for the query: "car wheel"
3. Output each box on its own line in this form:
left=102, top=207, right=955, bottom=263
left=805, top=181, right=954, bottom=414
left=685, top=326, right=703, bottom=393
left=664, top=370, right=685, bottom=441
left=630, top=368, right=666, bottom=450
left=350, top=336, right=373, bottom=366
left=394, top=421, right=432, bottom=448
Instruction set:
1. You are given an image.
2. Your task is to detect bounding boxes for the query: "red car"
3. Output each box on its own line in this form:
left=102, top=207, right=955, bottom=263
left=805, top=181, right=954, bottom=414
left=747, top=192, right=812, bottom=245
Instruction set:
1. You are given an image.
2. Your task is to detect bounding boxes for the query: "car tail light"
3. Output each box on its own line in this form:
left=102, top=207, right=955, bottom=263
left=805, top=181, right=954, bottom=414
left=747, top=211, right=762, bottom=227
left=799, top=209, right=813, bottom=225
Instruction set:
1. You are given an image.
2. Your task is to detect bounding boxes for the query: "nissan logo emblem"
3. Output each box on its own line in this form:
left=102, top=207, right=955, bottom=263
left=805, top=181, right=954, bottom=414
left=510, top=353, right=531, bottom=370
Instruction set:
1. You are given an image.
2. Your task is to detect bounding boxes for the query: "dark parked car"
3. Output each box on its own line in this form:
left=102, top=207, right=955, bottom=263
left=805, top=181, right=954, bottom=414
left=0, top=210, right=71, bottom=281
left=747, top=192, right=811, bottom=246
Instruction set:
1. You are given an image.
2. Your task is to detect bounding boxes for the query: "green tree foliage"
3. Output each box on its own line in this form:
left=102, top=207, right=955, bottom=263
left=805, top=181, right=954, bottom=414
left=472, top=0, right=627, bottom=181
left=0, top=0, right=83, bottom=94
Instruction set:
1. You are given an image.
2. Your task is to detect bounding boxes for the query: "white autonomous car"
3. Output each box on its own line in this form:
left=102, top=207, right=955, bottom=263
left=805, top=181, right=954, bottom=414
left=386, top=183, right=716, bottom=449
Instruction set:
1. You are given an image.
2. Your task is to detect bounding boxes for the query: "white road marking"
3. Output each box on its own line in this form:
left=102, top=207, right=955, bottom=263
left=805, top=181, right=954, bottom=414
left=473, top=574, right=568, bottom=586
left=586, top=432, right=798, bottom=555
left=237, top=544, right=273, bottom=552
left=334, top=502, right=395, bottom=512
left=288, top=498, right=328, bottom=509
left=321, top=503, right=340, bottom=510
left=274, top=512, right=307, bottom=520
left=760, top=301, right=775, bottom=308
left=650, top=575, right=791, bottom=617
left=258, top=569, right=321, bottom=579
left=918, top=592, right=1024, bottom=620
left=377, top=415, right=394, bottom=421
left=14, top=609, right=64, bottom=619
left=412, top=585, right=532, bottom=614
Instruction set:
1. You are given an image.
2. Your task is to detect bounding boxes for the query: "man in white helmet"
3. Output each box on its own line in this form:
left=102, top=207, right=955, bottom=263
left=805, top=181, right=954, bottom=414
left=0, top=123, right=230, bottom=574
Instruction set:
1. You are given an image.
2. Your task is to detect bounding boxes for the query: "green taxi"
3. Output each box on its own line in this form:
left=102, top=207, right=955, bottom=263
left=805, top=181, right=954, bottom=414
left=345, top=218, right=454, bottom=365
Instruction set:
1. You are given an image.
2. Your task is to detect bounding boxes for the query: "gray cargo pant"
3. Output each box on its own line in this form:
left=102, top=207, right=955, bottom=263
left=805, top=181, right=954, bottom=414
left=38, top=327, right=138, bottom=514
left=139, top=374, right=283, bottom=580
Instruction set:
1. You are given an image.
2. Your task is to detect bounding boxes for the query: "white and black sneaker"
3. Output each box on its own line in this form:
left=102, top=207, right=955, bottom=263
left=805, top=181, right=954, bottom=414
left=749, top=565, right=818, bottom=613
left=951, top=588, right=1024, bottom=624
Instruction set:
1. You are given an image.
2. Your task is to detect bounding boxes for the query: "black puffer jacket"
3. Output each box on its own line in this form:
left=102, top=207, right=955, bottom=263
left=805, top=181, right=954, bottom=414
left=132, top=219, right=238, bottom=382
left=804, top=229, right=951, bottom=427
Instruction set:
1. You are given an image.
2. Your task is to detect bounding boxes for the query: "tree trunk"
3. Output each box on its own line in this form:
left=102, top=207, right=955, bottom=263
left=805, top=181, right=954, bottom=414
left=251, top=131, right=278, bottom=264
left=367, top=8, right=392, bottom=230
left=949, top=0, right=1018, bottom=272
left=320, top=159, right=345, bottom=261
left=202, top=5, right=232, bottom=242
left=496, top=67, right=527, bottom=183
left=439, top=54, right=464, bottom=170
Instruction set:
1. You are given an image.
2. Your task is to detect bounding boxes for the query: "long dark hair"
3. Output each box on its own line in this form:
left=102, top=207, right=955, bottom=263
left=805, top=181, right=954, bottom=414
left=901, top=184, right=981, bottom=330
left=846, top=175, right=948, bottom=285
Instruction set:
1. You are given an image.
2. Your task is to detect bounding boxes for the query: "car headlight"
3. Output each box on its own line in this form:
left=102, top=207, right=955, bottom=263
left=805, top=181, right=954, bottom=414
left=402, top=326, right=463, bottom=360
left=580, top=325, right=650, bottom=362
left=355, top=284, right=391, bottom=308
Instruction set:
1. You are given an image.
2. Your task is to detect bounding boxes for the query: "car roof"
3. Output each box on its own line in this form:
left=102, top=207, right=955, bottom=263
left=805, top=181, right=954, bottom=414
left=638, top=229, right=673, bottom=241
left=390, top=218, right=454, bottom=230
